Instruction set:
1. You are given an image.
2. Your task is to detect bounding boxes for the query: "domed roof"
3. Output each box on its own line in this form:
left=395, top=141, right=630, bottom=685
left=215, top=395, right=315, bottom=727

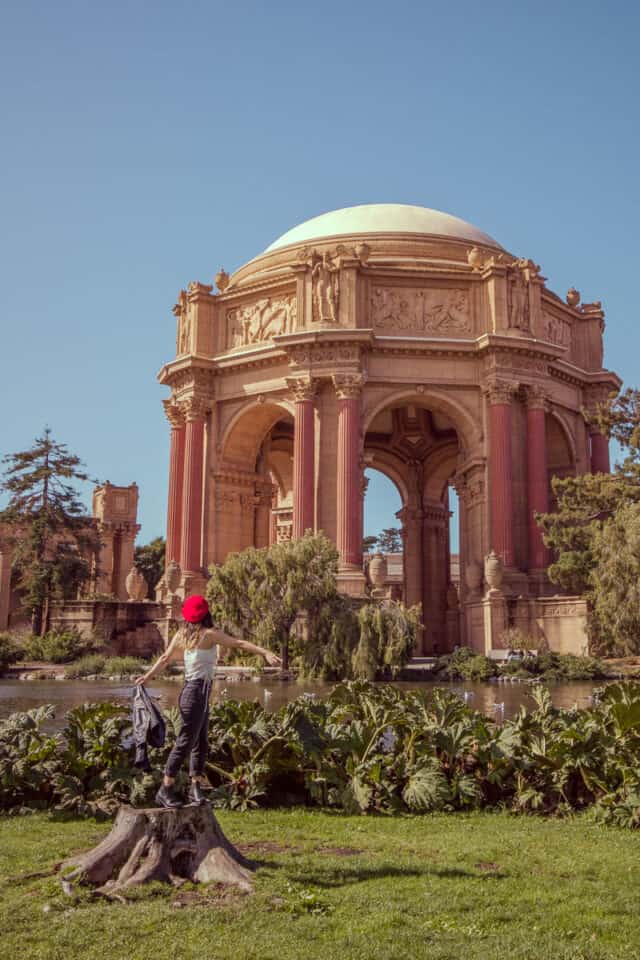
left=264, top=203, right=501, bottom=252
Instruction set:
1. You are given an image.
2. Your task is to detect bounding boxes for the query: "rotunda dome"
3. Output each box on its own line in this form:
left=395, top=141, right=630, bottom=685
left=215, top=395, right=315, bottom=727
left=264, top=203, right=501, bottom=252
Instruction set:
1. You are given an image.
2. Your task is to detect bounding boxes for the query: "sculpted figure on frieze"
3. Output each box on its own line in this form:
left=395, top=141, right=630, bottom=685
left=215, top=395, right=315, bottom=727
left=370, top=286, right=471, bottom=334
left=311, top=251, right=340, bottom=324
left=227, top=295, right=297, bottom=349
left=507, top=266, right=530, bottom=331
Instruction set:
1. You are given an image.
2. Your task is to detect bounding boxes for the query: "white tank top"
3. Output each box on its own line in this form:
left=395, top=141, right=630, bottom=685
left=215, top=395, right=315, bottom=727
left=183, top=643, right=217, bottom=681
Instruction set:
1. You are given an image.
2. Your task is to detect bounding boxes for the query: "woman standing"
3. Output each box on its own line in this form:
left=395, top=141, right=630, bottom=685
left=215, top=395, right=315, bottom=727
left=134, top=594, right=281, bottom=808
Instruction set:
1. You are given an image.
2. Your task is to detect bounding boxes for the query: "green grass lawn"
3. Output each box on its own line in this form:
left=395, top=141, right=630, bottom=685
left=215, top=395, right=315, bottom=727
left=1, top=809, right=639, bottom=960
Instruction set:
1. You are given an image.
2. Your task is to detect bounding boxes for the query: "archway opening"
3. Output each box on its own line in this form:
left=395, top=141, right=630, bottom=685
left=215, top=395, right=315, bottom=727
left=363, top=468, right=404, bottom=599
left=363, top=399, right=463, bottom=654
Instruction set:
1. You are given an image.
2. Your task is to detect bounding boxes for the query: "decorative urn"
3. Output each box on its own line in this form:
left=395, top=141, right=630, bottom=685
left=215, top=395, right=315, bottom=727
left=566, top=287, right=581, bottom=307
left=215, top=269, right=230, bottom=292
left=484, top=551, right=504, bottom=593
left=368, top=553, right=388, bottom=591
left=165, top=560, right=182, bottom=595
left=125, top=567, right=148, bottom=602
left=355, top=242, right=371, bottom=265
left=467, top=246, right=483, bottom=270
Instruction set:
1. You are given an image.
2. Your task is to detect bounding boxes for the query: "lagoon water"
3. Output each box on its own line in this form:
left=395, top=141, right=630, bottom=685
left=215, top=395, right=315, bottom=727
left=0, top=676, right=600, bottom=729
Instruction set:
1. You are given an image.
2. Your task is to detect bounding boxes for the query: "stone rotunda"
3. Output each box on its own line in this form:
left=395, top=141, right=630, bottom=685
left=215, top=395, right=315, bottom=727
left=158, top=203, right=620, bottom=655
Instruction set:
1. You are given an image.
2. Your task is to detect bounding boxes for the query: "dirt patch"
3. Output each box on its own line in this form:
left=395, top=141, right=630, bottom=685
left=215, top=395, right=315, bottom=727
left=476, top=861, right=500, bottom=872
left=170, top=884, right=246, bottom=909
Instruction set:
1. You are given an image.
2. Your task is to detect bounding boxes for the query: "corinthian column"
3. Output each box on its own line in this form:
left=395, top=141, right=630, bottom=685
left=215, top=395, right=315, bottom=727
left=180, top=397, right=209, bottom=575
left=525, top=386, right=550, bottom=570
left=163, top=400, right=186, bottom=566
left=333, top=373, right=364, bottom=569
left=485, top=380, right=518, bottom=567
left=287, top=377, right=317, bottom=539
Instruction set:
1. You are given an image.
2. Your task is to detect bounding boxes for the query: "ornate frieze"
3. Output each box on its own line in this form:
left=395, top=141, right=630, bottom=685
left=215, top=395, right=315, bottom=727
left=370, top=286, right=471, bottom=334
left=483, top=350, right=550, bottom=380
left=227, top=294, right=297, bottom=349
left=542, top=310, right=572, bottom=347
left=287, top=343, right=362, bottom=369
left=332, top=372, right=365, bottom=399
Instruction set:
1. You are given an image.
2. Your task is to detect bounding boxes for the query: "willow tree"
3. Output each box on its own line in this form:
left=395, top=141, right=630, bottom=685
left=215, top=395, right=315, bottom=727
left=0, top=429, right=99, bottom=634
left=206, top=532, right=340, bottom=670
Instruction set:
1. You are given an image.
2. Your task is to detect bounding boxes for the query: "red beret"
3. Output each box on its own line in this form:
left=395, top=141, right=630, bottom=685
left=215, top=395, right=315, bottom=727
left=181, top=595, right=210, bottom=623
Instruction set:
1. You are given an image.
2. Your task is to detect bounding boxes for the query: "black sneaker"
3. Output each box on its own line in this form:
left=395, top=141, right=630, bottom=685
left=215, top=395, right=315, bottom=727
left=187, top=782, right=208, bottom=805
left=155, top=784, right=183, bottom=808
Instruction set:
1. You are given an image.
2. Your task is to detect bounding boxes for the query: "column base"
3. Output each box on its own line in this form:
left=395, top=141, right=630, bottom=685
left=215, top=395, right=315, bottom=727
left=179, top=571, right=208, bottom=599
left=337, top=568, right=367, bottom=597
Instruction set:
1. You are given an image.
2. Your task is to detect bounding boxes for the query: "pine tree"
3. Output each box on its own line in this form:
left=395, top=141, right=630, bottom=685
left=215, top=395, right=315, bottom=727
left=0, top=429, right=100, bottom=634
left=376, top=527, right=403, bottom=553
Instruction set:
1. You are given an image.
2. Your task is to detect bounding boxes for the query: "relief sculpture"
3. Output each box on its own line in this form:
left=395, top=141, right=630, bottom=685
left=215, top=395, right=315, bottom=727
left=543, top=312, right=572, bottom=348
left=370, top=287, right=471, bottom=334
left=227, top=295, right=297, bottom=349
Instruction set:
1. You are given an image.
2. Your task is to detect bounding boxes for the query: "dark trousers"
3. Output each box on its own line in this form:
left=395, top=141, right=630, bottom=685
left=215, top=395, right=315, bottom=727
left=164, top=679, right=211, bottom=779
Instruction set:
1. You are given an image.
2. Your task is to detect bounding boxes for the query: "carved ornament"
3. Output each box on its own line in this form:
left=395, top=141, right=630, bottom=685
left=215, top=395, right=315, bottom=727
left=227, top=294, right=297, bottom=349
left=370, top=286, right=471, bottom=334
left=452, top=470, right=485, bottom=509
left=483, top=379, right=518, bottom=406
left=524, top=384, right=550, bottom=411
left=180, top=396, right=210, bottom=421
left=287, top=343, right=361, bottom=368
left=507, top=261, right=531, bottom=332
left=162, top=399, right=185, bottom=429
left=484, top=351, right=549, bottom=380
left=187, top=281, right=214, bottom=299
left=285, top=376, right=317, bottom=403
left=332, top=372, right=365, bottom=399
left=542, top=311, right=572, bottom=348
left=566, top=288, right=580, bottom=307
left=215, top=269, right=230, bottom=292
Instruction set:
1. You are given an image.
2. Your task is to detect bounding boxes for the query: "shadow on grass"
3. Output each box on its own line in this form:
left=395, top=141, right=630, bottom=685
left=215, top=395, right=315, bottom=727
left=252, top=860, right=505, bottom=887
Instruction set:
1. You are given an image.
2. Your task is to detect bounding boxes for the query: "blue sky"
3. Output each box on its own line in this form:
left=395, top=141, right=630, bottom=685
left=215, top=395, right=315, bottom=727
left=1, top=1, right=638, bottom=547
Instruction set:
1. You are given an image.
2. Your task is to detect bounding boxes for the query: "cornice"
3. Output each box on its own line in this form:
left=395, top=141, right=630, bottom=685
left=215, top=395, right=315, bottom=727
left=157, top=356, right=217, bottom=387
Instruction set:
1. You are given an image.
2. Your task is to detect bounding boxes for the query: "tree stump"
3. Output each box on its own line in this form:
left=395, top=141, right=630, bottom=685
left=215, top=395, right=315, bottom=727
left=61, top=804, right=254, bottom=894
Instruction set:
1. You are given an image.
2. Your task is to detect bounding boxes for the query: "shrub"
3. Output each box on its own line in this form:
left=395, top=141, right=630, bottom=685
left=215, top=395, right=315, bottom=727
left=0, top=633, right=21, bottom=676
left=433, top=647, right=498, bottom=681
left=23, top=629, right=95, bottom=664
left=64, top=655, right=150, bottom=679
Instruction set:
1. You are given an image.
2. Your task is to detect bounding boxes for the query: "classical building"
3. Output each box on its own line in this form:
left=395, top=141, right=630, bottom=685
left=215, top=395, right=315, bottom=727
left=158, top=204, right=620, bottom=655
left=0, top=481, right=140, bottom=630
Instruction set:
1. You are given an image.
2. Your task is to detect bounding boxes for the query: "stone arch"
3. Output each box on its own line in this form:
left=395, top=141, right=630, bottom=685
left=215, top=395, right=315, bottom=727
left=363, top=450, right=409, bottom=505
left=547, top=408, right=576, bottom=477
left=220, top=398, right=294, bottom=469
left=362, top=387, right=481, bottom=457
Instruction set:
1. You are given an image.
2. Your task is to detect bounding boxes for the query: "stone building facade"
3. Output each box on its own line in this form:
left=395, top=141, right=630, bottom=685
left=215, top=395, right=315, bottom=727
left=0, top=481, right=140, bottom=630
left=158, top=204, right=620, bottom=655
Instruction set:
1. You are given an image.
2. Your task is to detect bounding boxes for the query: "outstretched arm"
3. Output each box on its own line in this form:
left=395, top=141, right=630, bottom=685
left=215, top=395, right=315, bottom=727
left=134, top=631, right=183, bottom=686
left=214, top=629, right=282, bottom=667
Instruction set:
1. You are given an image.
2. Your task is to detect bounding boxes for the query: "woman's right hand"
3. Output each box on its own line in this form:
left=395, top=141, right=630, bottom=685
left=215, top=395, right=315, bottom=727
left=134, top=675, right=147, bottom=686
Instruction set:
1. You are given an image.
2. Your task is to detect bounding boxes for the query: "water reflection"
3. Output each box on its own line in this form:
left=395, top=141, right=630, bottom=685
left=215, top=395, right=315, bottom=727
left=0, top=677, right=601, bottom=730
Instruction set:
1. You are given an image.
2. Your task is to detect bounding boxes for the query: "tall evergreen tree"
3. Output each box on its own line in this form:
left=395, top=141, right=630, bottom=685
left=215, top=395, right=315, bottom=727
left=376, top=527, right=403, bottom=553
left=0, top=429, right=100, bottom=634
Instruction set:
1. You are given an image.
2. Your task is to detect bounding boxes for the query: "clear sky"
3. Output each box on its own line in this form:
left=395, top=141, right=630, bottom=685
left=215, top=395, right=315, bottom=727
left=1, top=1, right=638, bottom=546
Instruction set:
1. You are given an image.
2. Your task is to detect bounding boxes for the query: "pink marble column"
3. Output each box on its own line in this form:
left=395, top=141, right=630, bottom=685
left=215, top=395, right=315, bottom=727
left=525, top=387, right=550, bottom=570
left=289, top=378, right=316, bottom=539
left=590, top=428, right=610, bottom=474
left=486, top=380, right=516, bottom=567
left=163, top=401, right=186, bottom=565
left=180, top=401, right=207, bottom=574
left=334, top=374, right=364, bottom=568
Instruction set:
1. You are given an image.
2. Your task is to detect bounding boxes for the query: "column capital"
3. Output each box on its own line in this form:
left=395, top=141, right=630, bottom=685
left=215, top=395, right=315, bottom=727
left=483, top=378, right=518, bottom=406
left=332, top=372, right=365, bottom=399
left=523, top=384, right=550, bottom=411
left=180, top=396, right=210, bottom=421
left=162, top=398, right=186, bottom=429
left=285, top=376, right=318, bottom=403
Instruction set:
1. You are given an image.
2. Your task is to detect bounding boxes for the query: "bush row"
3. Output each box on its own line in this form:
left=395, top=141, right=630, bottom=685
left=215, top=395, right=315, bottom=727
left=1, top=680, right=639, bottom=827
left=432, top=647, right=607, bottom=682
